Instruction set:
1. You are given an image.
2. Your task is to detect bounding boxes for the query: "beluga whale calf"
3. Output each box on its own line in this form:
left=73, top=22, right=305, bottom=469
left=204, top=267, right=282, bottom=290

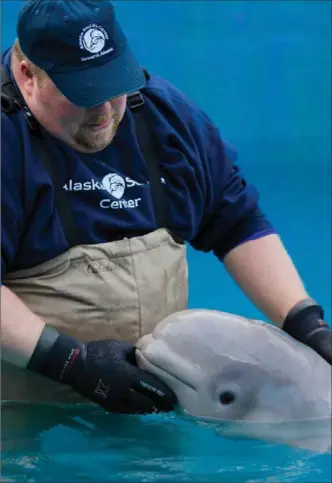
left=136, top=309, right=331, bottom=452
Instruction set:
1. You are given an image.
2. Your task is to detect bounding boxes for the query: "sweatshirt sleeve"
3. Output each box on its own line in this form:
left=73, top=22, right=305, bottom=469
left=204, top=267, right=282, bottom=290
left=190, top=125, right=276, bottom=260
left=1, top=114, right=26, bottom=280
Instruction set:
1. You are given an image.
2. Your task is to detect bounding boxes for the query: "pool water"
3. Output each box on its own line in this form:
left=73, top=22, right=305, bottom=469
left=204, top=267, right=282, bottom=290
left=1, top=1, right=331, bottom=482
left=1, top=404, right=331, bottom=482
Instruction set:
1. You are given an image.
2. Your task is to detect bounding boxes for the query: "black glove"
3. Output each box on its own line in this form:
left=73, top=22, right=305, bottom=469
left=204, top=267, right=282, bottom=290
left=283, top=298, right=332, bottom=365
left=27, top=327, right=177, bottom=414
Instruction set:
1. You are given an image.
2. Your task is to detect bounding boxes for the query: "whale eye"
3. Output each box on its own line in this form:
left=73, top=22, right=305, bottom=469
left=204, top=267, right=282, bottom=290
left=219, top=391, right=236, bottom=405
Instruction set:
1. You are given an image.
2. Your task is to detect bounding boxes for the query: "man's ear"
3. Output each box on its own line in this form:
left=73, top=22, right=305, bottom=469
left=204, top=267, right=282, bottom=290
left=19, top=60, right=36, bottom=96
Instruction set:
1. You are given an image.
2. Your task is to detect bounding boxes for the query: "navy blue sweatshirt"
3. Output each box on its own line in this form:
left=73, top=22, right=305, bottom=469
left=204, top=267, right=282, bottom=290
left=1, top=47, right=275, bottom=279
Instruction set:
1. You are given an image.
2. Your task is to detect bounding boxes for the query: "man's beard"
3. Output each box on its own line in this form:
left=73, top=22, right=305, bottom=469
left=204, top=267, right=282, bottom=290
left=73, top=112, right=121, bottom=152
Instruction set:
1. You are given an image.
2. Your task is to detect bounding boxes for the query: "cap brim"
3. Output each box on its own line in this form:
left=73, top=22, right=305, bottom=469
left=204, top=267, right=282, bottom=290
left=49, top=47, right=146, bottom=108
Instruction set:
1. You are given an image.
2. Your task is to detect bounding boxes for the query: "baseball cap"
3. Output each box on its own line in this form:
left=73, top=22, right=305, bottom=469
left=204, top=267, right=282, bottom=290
left=17, top=0, right=146, bottom=107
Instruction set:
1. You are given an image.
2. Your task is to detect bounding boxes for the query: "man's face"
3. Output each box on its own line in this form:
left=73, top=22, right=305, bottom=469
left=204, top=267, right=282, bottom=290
left=26, top=70, right=127, bottom=153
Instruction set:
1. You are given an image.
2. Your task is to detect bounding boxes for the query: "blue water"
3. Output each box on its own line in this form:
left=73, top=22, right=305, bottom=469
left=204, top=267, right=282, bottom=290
left=2, top=404, right=331, bottom=482
left=1, top=1, right=331, bottom=482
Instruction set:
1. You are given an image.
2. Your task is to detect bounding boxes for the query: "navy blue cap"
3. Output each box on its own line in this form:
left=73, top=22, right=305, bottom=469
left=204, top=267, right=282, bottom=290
left=17, top=0, right=146, bottom=107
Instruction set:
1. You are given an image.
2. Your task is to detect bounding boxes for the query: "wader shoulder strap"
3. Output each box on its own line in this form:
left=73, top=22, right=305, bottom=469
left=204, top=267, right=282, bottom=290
left=1, top=64, right=81, bottom=248
left=128, top=91, right=184, bottom=244
left=127, top=89, right=166, bottom=229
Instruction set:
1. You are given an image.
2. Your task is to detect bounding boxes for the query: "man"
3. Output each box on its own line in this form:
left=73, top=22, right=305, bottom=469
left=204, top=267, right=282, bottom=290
left=1, top=0, right=331, bottom=415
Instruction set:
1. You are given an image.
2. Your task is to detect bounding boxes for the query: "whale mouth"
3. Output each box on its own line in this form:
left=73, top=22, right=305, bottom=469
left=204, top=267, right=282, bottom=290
left=136, top=348, right=198, bottom=392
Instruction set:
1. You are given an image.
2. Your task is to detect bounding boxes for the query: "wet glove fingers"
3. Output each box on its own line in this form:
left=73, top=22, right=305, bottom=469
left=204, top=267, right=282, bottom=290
left=130, top=374, right=177, bottom=412
left=121, top=389, right=165, bottom=414
left=305, top=329, right=332, bottom=365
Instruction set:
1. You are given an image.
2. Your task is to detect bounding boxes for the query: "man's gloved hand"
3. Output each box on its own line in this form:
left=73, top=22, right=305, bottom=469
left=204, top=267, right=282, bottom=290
left=283, top=298, right=332, bottom=365
left=27, top=327, right=177, bottom=414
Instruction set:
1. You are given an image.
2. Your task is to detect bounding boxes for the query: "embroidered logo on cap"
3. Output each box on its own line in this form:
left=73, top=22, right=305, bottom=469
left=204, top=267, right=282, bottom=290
left=79, top=24, right=114, bottom=62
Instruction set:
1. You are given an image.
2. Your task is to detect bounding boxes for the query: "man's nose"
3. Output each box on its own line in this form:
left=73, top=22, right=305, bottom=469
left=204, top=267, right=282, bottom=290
left=88, top=101, right=110, bottom=114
